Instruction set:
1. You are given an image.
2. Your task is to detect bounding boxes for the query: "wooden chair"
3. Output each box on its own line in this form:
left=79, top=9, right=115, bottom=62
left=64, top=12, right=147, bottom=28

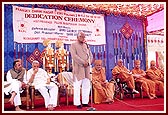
left=29, top=85, right=35, bottom=109
left=135, top=74, right=163, bottom=98
left=135, top=81, right=143, bottom=98
left=57, top=72, right=74, bottom=106
left=30, top=85, right=59, bottom=109
left=111, top=70, right=135, bottom=100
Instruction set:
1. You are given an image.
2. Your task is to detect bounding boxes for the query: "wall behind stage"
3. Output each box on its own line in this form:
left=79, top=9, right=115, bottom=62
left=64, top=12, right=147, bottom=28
left=105, top=15, right=145, bottom=80
left=3, top=4, right=146, bottom=80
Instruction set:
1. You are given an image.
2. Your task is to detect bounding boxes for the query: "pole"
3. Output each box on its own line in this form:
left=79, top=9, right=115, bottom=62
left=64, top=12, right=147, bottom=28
left=112, top=30, right=116, bottom=65
left=26, top=44, right=28, bottom=70
left=131, top=35, right=135, bottom=68
left=115, top=30, right=118, bottom=62
left=103, top=45, right=106, bottom=68
left=22, top=43, right=24, bottom=65
left=126, top=39, right=129, bottom=69
left=18, top=44, right=20, bottom=59
left=87, top=72, right=96, bottom=111
left=14, top=42, right=16, bottom=60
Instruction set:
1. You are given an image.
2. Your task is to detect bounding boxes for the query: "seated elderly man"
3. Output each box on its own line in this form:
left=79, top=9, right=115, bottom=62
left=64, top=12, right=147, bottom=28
left=92, top=60, right=115, bottom=103
left=146, top=60, right=164, bottom=97
left=4, top=59, right=27, bottom=111
left=27, top=60, right=58, bottom=111
left=112, top=59, right=139, bottom=94
left=131, top=60, right=157, bottom=99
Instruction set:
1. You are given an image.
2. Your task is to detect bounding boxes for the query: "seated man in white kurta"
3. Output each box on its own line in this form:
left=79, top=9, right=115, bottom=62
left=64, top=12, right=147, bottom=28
left=4, top=59, right=27, bottom=111
left=27, top=60, right=58, bottom=111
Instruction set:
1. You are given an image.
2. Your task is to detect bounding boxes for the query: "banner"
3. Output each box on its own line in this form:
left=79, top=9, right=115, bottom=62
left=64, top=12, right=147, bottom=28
left=13, top=6, right=106, bottom=45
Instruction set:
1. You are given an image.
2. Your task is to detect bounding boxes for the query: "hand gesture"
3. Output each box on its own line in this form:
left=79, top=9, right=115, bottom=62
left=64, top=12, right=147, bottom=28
left=33, top=68, right=38, bottom=74
left=83, top=61, right=89, bottom=68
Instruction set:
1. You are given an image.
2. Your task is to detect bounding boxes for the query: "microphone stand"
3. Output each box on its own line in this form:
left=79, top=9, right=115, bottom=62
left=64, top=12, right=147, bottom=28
left=87, top=72, right=96, bottom=111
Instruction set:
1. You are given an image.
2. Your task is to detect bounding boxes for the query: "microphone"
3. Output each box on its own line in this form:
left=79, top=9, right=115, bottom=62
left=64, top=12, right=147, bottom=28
left=85, top=42, right=89, bottom=49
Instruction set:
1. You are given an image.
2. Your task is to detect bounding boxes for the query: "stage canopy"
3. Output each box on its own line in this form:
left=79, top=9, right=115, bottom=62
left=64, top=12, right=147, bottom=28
left=46, top=3, right=164, bottom=18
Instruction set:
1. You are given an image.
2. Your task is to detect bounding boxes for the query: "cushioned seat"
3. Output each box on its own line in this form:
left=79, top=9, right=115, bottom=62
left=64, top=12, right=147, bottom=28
left=57, top=72, right=74, bottom=106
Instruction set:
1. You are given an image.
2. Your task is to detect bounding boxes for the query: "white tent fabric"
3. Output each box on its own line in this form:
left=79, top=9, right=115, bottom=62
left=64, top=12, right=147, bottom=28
left=146, top=9, right=165, bottom=70
left=146, top=10, right=164, bottom=32
left=147, top=35, right=165, bottom=69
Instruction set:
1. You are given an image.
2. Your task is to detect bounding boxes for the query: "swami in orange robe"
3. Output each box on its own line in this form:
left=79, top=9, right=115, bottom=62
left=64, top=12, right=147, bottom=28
left=132, top=60, right=157, bottom=99
left=92, top=60, right=115, bottom=103
left=146, top=60, right=164, bottom=97
left=112, top=59, right=139, bottom=94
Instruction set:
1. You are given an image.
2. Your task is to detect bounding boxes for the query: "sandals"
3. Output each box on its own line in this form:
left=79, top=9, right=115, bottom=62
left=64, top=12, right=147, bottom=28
left=47, top=104, right=54, bottom=111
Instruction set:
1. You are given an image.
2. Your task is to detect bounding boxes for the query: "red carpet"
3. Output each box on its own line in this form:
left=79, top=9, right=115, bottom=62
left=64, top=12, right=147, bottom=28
left=3, top=95, right=165, bottom=112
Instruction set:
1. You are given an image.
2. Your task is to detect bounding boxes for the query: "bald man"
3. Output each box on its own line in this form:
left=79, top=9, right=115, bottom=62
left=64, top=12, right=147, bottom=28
left=92, top=60, right=115, bottom=103
left=132, top=60, right=157, bottom=99
left=146, top=60, right=164, bottom=97
left=112, top=59, right=139, bottom=94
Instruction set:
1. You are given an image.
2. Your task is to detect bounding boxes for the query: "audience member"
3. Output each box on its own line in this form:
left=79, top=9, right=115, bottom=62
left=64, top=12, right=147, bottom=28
left=27, top=60, right=58, bottom=110
left=92, top=60, right=115, bottom=103
left=4, top=59, right=27, bottom=111
left=146, top=60, right=164, bottom=97
left=132, top=60, right=157, bottom=99
left=112, top=59, right=139, bottom=94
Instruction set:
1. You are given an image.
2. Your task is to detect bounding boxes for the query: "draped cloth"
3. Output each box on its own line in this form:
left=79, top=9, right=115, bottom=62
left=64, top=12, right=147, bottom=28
left=146, top=68, right=164, bottom=97
left=4, top=80, right=22, bottom=95
left=112, top=65, right=135, bottom=90
left=132, top=68, right=156, bottom=97
left=57, top=72, right=74, bottom=96
left=4, top=68, right=26, bottom=95
left=92, top=67, right=115, bottom=102
left=57, top=72, right=73, bottom=87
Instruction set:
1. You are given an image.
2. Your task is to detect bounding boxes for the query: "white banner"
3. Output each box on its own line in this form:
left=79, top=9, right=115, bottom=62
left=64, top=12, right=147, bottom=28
left=13, top=5, right=106, bottom=45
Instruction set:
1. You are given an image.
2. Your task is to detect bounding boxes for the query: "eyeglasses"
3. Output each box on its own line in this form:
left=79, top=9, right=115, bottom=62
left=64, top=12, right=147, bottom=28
left=79, top=35, right=85, bottom=38
left=150, top=64, right=155, bottom=66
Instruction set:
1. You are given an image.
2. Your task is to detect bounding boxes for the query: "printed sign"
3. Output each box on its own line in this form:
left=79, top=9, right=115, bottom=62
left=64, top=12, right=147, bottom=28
left=13, top=5, right=106, bottom=45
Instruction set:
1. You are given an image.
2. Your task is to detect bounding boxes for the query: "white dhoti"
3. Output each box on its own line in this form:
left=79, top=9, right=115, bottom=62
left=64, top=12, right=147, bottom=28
left=34, top=82, right=58, bottom=108
left=4, top=80, right=22, bottom=106
left=73, top=77, right=91, bottom=106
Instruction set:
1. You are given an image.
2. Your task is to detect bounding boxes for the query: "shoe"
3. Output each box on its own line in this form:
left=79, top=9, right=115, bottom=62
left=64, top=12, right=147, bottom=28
left=77, top=105, right=82, bottom=109
left=132, top=89, right=139, bottom=94
left=82, top=104, right=91, bottom=107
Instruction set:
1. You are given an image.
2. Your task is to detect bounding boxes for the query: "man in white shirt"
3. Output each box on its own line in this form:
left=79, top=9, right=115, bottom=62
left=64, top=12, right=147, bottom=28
left=27, top=60, right=58, bottom=111
left=4, top=59, right=27, bottom=111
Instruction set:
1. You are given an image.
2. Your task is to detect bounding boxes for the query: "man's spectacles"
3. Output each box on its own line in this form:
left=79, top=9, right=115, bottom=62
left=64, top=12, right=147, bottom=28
left=151, top=64, right=155, bottom=66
